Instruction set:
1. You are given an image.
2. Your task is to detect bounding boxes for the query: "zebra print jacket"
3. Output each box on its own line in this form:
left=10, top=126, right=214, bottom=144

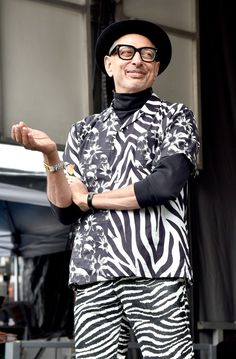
left=62, top=92, right=200, bottom=287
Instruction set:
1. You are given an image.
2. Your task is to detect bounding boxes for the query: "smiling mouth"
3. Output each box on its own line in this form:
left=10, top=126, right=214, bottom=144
left=126, top=70, right=146, bottom=77
left=127, top=69, right=146, bottom=74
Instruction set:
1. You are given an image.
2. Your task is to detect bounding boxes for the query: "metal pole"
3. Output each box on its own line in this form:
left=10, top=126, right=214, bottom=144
left=5, top=341, right=21, bottom=359
left=13, top=255, right=19, bottom=301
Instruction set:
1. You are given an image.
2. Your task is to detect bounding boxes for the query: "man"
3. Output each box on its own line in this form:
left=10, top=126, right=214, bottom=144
left=12, top=19, right=199, bottom=359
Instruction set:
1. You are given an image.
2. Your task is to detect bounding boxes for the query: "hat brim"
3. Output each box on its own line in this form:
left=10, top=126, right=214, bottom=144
left=95, top=19, right=172, bottom=76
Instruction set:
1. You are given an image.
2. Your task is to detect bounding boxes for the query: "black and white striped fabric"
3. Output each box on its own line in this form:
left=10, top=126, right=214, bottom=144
left=74, top=278, right=194, bottom=359
left=63, top=93, right=199, bottom=287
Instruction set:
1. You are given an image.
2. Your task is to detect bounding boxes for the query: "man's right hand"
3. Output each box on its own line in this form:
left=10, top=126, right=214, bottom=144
left=11, top=121, right=57, bottom=156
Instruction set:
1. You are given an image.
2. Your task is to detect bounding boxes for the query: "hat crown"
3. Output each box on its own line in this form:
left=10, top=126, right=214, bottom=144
left=95, top=19, right=172, bottom=76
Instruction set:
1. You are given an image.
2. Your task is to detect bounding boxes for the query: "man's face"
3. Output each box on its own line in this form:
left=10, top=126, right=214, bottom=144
left=104, top=33, right=160, bottom=93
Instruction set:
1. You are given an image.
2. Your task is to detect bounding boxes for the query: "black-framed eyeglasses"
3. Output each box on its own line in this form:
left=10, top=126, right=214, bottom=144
left=109, top=44, right=158, bottom=63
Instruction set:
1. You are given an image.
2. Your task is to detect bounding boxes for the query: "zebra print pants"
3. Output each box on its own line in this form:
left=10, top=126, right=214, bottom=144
left=74, top=278, right=194, bottom=359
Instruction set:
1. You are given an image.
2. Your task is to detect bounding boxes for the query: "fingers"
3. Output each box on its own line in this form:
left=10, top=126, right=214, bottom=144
left=21, top=127, right=31, bottom=148
left=11, top=122, right=28, bottom=144
left=66, top=175, right=88, bottom=195
left=11, top=122, right=36, bottom=150
left=66, top=176, right=74, bottom=185
left=66, top=175, right=81, bottom=184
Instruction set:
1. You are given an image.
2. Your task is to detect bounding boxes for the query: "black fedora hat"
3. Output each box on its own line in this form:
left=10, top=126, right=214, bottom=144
left=95, top=19, right=172, bottom=76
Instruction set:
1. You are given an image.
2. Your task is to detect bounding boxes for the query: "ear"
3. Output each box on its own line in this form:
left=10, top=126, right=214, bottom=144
left=104, top=55, right=113, bottom=78
left=155, top=61, right=160, bottom=77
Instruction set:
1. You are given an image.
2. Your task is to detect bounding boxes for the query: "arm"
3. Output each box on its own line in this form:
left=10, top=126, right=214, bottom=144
left=70, top=154, right=191, bottom=211
left=72, top=182, right=140, bottom=211
left=134, top=153, right=192, bottom=207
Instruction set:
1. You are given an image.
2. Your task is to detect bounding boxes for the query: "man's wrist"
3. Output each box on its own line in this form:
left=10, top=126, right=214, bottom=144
left=87, top=192, right=96, bottom=211
left=44, top=161, right=65, bottom=172
left=43, top=148, right=60, bottom=165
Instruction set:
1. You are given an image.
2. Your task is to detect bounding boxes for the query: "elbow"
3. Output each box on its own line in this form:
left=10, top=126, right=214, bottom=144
left=56, top=214, right=75, bottom=226
left=155, top=186, right=183, bottom=205
left=50, top=201, right=81, bottom=225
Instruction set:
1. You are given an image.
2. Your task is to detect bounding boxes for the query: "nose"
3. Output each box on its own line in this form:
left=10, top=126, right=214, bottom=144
left=131, top=50, right=143, bottom=63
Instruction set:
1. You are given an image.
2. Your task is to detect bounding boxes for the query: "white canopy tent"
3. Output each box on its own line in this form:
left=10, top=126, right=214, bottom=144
left=0, top=144, right=70, bottom=258
left=0, top=144, right=74, bottom=338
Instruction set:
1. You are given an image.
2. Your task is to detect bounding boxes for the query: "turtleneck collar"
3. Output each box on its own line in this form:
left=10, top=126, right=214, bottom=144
left=112, top=88, right=153, bottom=122
left=113, top=87, right=152, bottom=111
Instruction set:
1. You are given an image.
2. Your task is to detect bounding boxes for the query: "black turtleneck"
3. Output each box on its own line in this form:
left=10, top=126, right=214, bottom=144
left=112, top=88, right=152, bottom=122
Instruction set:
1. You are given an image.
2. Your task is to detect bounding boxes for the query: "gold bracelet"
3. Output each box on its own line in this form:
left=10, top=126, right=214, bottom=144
left=44, top=161, right=65, bottom=173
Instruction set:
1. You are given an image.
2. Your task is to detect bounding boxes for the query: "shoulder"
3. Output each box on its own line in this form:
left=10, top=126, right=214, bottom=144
left=148, top=92, right=194, bottom=117
left=71, top=108, right=110, bottom=132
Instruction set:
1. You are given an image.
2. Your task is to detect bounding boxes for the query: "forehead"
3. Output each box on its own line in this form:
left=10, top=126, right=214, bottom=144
left=113, top=33, right=155, bottom=47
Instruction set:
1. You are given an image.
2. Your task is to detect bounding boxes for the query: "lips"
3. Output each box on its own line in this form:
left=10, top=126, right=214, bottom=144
left=126, top=70, right=146, bottom=75
left=126, top=69, right=146, bottom=78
